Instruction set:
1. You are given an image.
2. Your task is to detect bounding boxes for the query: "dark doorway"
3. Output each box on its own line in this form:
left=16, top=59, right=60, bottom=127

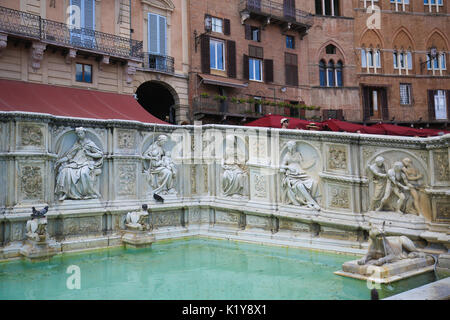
left=363, top=86, right=388, bottom=122
left=136, top=81, right=176, bottom=124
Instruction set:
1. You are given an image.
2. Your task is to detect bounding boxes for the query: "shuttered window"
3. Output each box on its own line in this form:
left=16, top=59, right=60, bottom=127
left=227, top=40, right=236, bottom=78
left=201, top=35, right=210, bottom=74
left=148, top=13, right=167, bottom=55
left=70, top=0, right=95, bottom=47
left=285, top=53, right=298, bottom=86
left=264, top=59, right=273, bottom=83
left=249, top=45, right=263, bottom=59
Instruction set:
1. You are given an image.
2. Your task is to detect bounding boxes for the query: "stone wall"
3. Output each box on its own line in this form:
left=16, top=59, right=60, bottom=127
left=0, top=111, right=449, bottom=259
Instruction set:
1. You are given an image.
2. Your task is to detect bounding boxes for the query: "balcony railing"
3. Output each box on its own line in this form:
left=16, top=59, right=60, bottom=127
left=239, top=0, right=313, bottom=28
left=193, top=96, right=321, bottom=120
left=143, top=53, right=174, bottom=74
left=0, top=6, right=143, bottom=60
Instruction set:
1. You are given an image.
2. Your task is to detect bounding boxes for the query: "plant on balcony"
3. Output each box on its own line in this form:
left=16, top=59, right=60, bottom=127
left=246, top=98, right=256, bottom=104
left=238, top=98, right=247, bottom=104
left=200, top=93, right=210, bottom=98
left=213, top=95, right=227, bottom=102
left=270, top=101, right=278, bottom=107
left=230, top=97, right=239, bottom=104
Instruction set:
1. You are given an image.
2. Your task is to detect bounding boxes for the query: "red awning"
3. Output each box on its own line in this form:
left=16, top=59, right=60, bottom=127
left=325, top=119, right=386, bottom=135
left=0, top=79, right=168, bottom=124
left=245, top=114, right=324, bottom=130
left=372, top=123, right=447, bottom=137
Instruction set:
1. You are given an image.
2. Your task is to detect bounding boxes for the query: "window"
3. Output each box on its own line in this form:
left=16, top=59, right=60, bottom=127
left=286, top=35, right=295, bottom=49
left=315, top=0, right=340, bottom=16
left=319, top=60, right=326, bottom=86
left=336, top=61, right=343, bottom=87
left=360, top=0, right=379, bottom=8
left=290, top=101, right=299, bottom=117
left=70, top=0, right=95, bottom=47
left=393, top=51, right=412, bottom=72
left=400, top=84, right=412, bottom=105
left=212, top=17, right=223, bottom=33
left=326, top=44, right=336, bottom=54
left=434, top=90, right=447, bottom=120
left=327, top=61, right=335, bottom=87
left=427, top=52, right=446, bottom=74
left=249, top=58, right=262, bottom=81
left=390, top=0, right=410, bottom=11
left=361, top=48, right=381, bottom=73
left=285, top=53, right=298, bottom=86
left=76, top=63, right=92, bottom=83
left=148, top=13, right=167, bottom=55
left=254, top=97, right=263, bottom=114
left=210, top=39, right=225, bottom=70
left=424, top=0, right=443, bottom=13
left=251, top=27, right=260, bottom=42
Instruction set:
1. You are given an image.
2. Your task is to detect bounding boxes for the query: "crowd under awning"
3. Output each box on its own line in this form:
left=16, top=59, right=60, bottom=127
left=198, top=74, right=248, bottom=89
left=0, top=79, right=168, bottom=124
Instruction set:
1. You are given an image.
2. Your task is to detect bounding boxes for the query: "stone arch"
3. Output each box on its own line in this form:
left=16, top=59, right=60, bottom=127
left=135, top=80, right=180, bottom=124
left=360, top=28, right=384, bottom=49
left=316, top=40, right=347, bottom=64
left=392, top=27, right=415, bottom=51
left=425, top=29, right=449, bottom=51
left=55, top=128, right=105, bottom=158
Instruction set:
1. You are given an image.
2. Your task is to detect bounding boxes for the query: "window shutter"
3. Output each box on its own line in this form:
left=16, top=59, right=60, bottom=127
left=380, top=89, right=389, bottom=121
left=159, top=15, right=167, bottom=55
left=362, top=87, right=371, bottom=121
left=315, top=0, right=323, bottom=15
left=224, top=19, right=231, bottom=36
left=264, top=59, right=273, bottom=83
left=427, top=90, right=436, bottom=121
left=84, top=0, right=95, bottom=30
left=227, top=40, right=236, bottom=78
left=292, top=65, right=299, bottom=86
left=322, top=109, right=329, bottom=120
left=336, top=109, right=344, bottom=120
left=447, top=90, right=450, bottom=120
left=148, top=13, right=158, bottom=53
left=243, top=54, right=249, bottom=80
left=201, top=35, right=210, bottom=74
left=245, top=24, right=251, bottom=40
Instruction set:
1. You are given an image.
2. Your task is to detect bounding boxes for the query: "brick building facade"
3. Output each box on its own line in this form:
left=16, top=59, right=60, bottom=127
left=189, top=0, right=450, bottom=128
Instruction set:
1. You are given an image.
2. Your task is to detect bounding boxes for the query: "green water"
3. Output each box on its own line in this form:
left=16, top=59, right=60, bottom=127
left=0, top=238, right=435, bottom=300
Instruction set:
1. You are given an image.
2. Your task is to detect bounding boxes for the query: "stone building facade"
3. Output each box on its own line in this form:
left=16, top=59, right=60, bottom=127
left=0, top=0, right=190, bottom=123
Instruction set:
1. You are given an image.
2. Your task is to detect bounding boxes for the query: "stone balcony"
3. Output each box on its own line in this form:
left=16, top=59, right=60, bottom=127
left=142, top=53, right=175, bottom=74
left=239, top=0, right=313, bottom=38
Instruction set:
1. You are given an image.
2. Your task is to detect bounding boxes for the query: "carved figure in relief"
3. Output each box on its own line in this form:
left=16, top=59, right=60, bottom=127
left=368, top=156, right=387, bottom=211
left=125, top=204, right=149, bottom=231
left=357, top=222, right=425, bottom=266
left=143, top=135, right=177, bottom=195
left=401, top=158, right=423, bottom=215
left=222, top=137, right=248, bottom=197
left=377, top=162, right=409, bottom=213
left=280, top=141, right=320, bottom=210
left=55, top=127, right=104, bottom=201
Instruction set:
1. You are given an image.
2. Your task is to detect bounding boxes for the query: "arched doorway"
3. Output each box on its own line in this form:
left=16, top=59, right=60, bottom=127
left=136, top=81, right=177, bottom=124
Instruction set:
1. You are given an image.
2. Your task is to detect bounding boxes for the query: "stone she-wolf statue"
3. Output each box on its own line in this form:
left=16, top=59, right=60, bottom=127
left=55, top=127, right=104, bottom=201
left=357, top=222, right=425, bottom=266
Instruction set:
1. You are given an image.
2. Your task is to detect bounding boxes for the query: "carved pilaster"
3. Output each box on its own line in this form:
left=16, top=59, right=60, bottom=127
left=0, top=33, right=7, bottom=57
left=30, top=42, right=47, bottom=71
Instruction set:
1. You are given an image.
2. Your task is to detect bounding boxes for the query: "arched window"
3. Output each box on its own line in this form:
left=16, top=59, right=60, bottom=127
left=316, top=0, right=340, bottom=16
left=361, top=48, right=381, bottom=73
left=319, top=60, right=326, bottom=86
left=335, top=61, right=343, bottom=87
left=326, top=44, right=336, bottom=54
left=327, top=61, right=335, bottom=87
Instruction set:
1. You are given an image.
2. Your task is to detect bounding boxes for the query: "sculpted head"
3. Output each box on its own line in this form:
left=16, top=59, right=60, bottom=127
left=286, top=141, right=296, bottom=152
left=75, top=127, right=86, bottom=139
left=374, top=156, right=384, bottom=167
left=368, top=223, right=385, bottom=240
left=402, top=157, right=412, bottom=167
left=156, top=135, right=168, bottom=146
left=393, top=161, right=404, bottom=172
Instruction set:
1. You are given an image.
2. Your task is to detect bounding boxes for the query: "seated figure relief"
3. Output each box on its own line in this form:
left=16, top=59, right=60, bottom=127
left=55, top=127, right=104, bottom=201
left=222, top=137, right=248, bottom=198
left=143, top=135, right=177, bottom=195
left=368, top=156, right=427, bottom=216
left=125, top=204, right=149, bottom=231
left=280, top=141, right=321, bottom=210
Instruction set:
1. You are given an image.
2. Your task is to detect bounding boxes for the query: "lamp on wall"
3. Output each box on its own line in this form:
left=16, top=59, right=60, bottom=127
left=281, top=87, right=287, bottom=93
left=194, top=15, right=212, bottom=53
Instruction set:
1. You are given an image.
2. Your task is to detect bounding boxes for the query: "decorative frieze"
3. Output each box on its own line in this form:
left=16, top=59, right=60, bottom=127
left=436, top=202, right=450, bottom=222
left=19, top=124, right=43, bottom=147
left=19, top=165, right=43, bottom=201
left=117, top=129, right=136, bottom=150
left=328, top=145, right=347, bottom=171
left=329, top=186, right=350, bottom=209
left=117, top=164, right=137, bottom=197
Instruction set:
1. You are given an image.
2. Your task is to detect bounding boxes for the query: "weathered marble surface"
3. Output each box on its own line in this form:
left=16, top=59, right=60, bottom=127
left=0, top=112, right=448, bottom=260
